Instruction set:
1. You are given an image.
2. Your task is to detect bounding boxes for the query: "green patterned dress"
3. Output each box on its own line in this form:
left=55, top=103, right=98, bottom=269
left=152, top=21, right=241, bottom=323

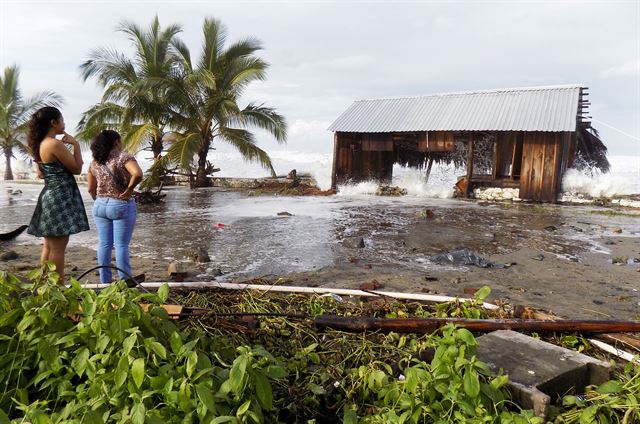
left=27, top=161, right=89, bottom=237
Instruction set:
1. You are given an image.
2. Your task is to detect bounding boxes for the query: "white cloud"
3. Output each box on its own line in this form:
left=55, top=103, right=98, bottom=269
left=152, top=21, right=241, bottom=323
left=600, top=59, right=640, bottom=78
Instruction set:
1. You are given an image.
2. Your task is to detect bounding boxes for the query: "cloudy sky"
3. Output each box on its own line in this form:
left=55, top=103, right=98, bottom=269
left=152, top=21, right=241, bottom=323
left=1, top=0, right=638, bottom=162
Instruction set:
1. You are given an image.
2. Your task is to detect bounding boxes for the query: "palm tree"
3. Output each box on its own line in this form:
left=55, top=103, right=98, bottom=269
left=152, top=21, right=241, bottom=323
left=154, top=18, right=287, bottom=188
left=77, top=16, right=181, bottom=158
left=0, top=65, right=63, bottom=180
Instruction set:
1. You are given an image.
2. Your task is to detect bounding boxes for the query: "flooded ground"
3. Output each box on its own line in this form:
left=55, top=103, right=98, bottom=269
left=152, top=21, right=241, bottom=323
left=1, top=181, right=639, bottom=319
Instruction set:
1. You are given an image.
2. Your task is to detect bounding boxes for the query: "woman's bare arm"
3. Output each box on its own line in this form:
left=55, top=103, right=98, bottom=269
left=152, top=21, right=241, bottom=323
left=118, top=160, right=144, bottom=200
left=87, top=169, right=97, bottom=200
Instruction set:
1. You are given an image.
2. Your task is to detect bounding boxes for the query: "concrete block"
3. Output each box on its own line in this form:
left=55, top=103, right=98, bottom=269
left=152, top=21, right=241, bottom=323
left=475, top=330, right=612, bottom=418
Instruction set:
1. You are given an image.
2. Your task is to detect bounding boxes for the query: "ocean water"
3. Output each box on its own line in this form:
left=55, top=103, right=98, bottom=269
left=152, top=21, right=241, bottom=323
left=1, top=152, right=638, bottom=279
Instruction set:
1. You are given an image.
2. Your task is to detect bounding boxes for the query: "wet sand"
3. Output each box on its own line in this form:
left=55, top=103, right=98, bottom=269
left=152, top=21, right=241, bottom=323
left=2, top=200, right=638, bottom=320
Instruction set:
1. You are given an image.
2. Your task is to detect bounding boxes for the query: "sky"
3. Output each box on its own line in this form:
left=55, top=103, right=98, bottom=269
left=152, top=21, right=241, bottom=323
left=1, top=0, right=639, bottom=166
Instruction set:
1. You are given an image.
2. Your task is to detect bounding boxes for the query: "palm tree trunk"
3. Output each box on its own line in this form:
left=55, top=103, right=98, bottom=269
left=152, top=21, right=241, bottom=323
left=151, top=135, right=163, bottom=160
left=3, top=146, right=13, bottom=181
left=194, top=139, right=211, bottom=188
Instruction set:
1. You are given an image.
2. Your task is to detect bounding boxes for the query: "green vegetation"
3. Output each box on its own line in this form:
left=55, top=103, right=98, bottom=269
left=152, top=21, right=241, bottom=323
left=0, top=65, right=63, bottom=180
left=1, top=269, right=639, bottom=423
left=589, top=210, right=640, bottom=218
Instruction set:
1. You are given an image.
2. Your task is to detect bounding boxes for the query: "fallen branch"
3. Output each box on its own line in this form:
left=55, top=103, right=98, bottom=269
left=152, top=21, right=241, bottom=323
left=314, top=316, right=640, bottom=334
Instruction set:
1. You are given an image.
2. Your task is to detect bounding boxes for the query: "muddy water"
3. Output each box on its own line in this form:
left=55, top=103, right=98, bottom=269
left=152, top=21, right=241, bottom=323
left=2, top=182, right=639, bottom=280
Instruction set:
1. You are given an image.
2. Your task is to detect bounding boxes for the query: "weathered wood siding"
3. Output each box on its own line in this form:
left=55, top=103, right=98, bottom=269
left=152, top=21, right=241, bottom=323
left=332, top=132, right=394, bottom=186
left=519, top=132, right=571, bottom=202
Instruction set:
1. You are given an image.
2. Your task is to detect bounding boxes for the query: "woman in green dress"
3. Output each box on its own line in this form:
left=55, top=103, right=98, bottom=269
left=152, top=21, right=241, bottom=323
left=27, top=107, right=89, bottom=282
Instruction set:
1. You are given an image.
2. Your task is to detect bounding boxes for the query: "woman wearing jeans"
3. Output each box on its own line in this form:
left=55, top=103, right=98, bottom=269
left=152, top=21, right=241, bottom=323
left=87, top=130, right=143, bottom=283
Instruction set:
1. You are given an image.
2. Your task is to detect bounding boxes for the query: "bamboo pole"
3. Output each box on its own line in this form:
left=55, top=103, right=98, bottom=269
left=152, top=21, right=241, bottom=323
left=78, top=281, right=499, bottom=310
left=314, top=316, right=640, bottom=334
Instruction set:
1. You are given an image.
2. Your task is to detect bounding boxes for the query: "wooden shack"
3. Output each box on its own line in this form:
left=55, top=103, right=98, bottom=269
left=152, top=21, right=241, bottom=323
left=329, top=85, right=608, bottom=202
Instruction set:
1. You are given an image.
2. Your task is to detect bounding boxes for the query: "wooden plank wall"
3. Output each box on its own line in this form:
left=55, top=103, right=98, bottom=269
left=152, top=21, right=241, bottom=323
left=519, top=132, right=570, bottom=202
left=333, top=132, right=394, bottom=185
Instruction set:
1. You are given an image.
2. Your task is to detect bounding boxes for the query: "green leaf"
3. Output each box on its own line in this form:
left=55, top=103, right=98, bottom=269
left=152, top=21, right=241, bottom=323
left=196, top=383, right=217, bottom=414
left=0, top=408, right=9, bottom=424
left=236, top=400, right=251, bottom=416
left=132, top=357, right=145, bottom=388
left=212, top=417, right=234, bottom=424
left=150, top=342, right=167, bottom=360
left=186, top=351, right=198, bottom=378
left=254, top=372, right=273, bottom=410
left=463, top=368, right=480, bottom=398
left=596, top=380, right=623, bottom=394
left=131, top=401, right=146, bottom=424
left=123, top=333, right=137, bottom=355
left=71, top=347, right=90, bottom=377
left=115, top=353, right=129, bottom=389
left=474, top=286, right=491, bottom=301
left=157, top=283, right=169, bottom=303
left=344, top=407, right=358, bottom=424
left=170, top=331, right=183, bottom=355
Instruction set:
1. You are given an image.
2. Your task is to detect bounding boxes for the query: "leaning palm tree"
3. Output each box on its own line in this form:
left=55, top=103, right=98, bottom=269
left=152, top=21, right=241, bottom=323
left=77, top=16, right=181, bottom=158
left=153, top=18, right=287, bottom=188
left=0, top=65, right=63, bottom=180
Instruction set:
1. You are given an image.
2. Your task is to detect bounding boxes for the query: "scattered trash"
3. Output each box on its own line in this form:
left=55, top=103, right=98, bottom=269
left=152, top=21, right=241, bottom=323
left=416, top=209, right=435, bottom=219
left=463, top=287, right=479, bottom=295
left=214, top=223, right=227, bottom=228
left=343, top=237, right=365, bottom=249
left=430, top=249, right=505, bottom=268
left=612, top=256, right=628, bottom=265
left=320, top=293, right=343, bottom=302
left=277, top=211, right=293, bottom=216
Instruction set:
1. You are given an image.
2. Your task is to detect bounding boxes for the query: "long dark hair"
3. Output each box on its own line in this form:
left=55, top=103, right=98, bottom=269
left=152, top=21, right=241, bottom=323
left=91, top=130, right=121, bottom=164
left=27, top=106, right=62, bottom=162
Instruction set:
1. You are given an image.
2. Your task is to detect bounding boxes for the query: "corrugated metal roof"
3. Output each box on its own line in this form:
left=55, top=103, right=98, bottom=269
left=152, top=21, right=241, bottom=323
left=328, top=85, right=583, bottom=133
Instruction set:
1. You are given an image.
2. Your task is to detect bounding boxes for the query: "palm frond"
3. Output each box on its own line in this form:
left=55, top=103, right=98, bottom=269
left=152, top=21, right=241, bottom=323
left=123, top=122, right=162, bottom=154
left=228, top=103, right=287, bottom=143
left=219, top=127, right=276, bottom=176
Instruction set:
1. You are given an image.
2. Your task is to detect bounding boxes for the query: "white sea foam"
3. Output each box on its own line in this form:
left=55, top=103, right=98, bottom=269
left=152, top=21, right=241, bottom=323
left=561, top=155, right=640, bottom=197
left=3, top=148, right=638, bottom=198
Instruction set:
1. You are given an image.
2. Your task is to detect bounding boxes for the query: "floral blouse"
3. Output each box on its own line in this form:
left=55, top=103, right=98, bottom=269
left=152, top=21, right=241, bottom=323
left=89, top=150, right=137, bottom=199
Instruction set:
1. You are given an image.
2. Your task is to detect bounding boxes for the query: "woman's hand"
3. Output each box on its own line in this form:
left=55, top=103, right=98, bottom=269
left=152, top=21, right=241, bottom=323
left=118, top=187, right=135, bottom=201
left=61, top=132, right=78, bottom=145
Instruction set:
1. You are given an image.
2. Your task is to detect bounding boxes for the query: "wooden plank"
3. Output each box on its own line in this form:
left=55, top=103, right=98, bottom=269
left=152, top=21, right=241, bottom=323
left=331, top=132, right=339, bottom=189
left=465, top=135, right=474, bottom=197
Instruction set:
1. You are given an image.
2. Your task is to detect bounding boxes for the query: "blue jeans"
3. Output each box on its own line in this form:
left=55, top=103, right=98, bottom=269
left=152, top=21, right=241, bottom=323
left=93, top=197, right=137, bottom=283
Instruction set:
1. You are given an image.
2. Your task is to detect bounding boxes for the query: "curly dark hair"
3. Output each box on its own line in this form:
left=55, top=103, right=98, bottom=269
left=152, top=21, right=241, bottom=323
left=27, top=106, right=62, bottom=162
left=91, top=129, right=121, bottom=164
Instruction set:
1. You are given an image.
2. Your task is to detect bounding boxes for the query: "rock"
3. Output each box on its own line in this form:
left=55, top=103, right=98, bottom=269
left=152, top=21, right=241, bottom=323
left=612, top=256, right=628, bottom=265
left=206, top=267, right=223, bottom=277
left=532, top=254, right=545, bottom=261
left=188, top=248, right=211, bottom=263
left=544, top=225, right=557, bottom=232
left=168, top=260, right=188, bottom=276
left=0, top=251, right=18, bottom=261
left=343, top=237, right=365, bottom=249
left=605, top=240, right=616, bottom=245
left=375, top=185, right=407, bottom=196
left=592, top=299, right=605, bottom=305
left=277, top=211, right=293, bottom=216
left=360, top=280, right=383, bottom=291
left=612, top=227, right=623, bottom=234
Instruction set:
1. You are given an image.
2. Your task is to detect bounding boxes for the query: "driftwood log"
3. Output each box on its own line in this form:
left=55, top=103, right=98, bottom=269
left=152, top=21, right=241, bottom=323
left=314, top=316, right=640, bottom=334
